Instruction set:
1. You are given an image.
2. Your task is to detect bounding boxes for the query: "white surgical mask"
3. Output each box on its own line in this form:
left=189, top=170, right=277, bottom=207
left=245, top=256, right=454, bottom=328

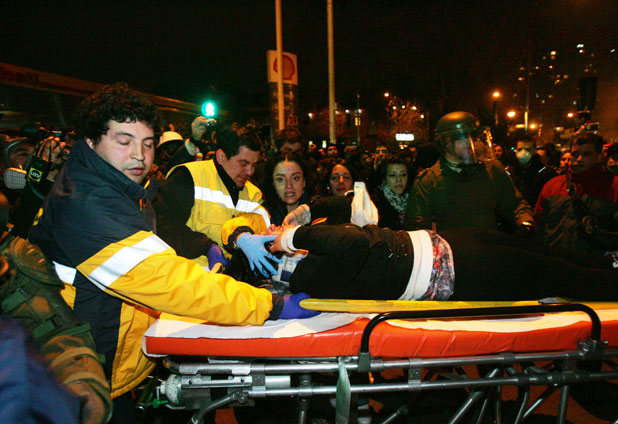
left=516, top=150, right=532, bottom=165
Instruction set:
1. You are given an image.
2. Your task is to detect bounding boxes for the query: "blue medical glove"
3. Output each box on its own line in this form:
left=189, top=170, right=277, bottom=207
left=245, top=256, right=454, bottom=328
left=207, top=243, right=229, bottom=268
left=236, top=233, right=282, bottom=277
left=280, top=292, right=320, bottom=319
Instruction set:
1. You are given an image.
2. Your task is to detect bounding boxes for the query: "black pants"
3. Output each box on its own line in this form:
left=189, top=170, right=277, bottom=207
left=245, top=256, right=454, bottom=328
left=443, top=228, right=616, bottom=301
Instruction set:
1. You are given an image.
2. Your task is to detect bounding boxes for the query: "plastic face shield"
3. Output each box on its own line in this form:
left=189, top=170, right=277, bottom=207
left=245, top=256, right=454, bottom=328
left=444, top=127, right=495, bottom=166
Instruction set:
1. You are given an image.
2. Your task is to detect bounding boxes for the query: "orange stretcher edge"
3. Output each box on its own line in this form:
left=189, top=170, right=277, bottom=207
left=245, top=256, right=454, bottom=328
left=144, top=314, right=618, bottom=359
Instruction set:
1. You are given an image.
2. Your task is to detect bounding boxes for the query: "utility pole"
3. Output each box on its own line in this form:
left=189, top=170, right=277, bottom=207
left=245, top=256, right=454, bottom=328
left=327, top=0, right=336, bottom=144
left=275, top=0, right=285, bottom=130
left=524, top=0, right=541, bottom=134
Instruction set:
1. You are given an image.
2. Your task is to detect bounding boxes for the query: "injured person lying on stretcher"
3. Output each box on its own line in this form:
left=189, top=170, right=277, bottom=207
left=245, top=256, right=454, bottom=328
left=223, top=196, right=617, bottom=302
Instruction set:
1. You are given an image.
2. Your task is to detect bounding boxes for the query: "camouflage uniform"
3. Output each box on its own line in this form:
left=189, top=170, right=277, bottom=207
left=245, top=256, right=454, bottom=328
left=0, top=233, right=112, bottom=424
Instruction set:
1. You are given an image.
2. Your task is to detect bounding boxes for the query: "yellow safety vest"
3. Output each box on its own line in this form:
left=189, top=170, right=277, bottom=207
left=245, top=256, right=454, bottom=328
left=173, top=160, right=270, bottom=268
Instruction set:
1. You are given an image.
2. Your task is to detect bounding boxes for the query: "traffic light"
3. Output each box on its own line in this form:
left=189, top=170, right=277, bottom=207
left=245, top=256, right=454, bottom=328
left=201, top=101, right=216, bottom=118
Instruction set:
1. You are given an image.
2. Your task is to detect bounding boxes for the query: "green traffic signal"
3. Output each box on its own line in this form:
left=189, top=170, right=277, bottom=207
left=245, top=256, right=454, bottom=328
left=202, top=101, right=216, bottom=117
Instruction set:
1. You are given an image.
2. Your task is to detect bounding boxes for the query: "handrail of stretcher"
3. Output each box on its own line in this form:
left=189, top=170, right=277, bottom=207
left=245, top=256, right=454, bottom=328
left=358, top=303, right=602, bottom=371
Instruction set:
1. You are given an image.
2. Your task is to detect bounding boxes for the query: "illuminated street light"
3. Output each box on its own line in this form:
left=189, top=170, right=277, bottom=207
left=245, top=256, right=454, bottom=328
left=507, top=111, right=516, bottom=119
left=492, top=91, right=501, bottom=127
left=384, top=92, right=390, bottom=98
left=412, top=105, right=417, bottom=110
left=567, top=112, right=574, bottom=118
left=530, top=123, right=537, bottom=130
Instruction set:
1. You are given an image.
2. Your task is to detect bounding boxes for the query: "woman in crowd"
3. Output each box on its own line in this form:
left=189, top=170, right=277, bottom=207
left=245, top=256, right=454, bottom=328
left=556, top=151, right=572, bottom=175
left=371, top=155, right=413, bottom=230
left=324, top=160, right=356, bottom=196
left=260, top=152, right=312, bottom=226
left=266, top=196, right=617, bottom=301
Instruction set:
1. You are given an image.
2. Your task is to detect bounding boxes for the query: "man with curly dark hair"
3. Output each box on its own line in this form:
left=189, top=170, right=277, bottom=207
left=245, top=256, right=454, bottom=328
left=29, top=83, right=316, bottom=423
left=75, top=83, right=161, bottom=148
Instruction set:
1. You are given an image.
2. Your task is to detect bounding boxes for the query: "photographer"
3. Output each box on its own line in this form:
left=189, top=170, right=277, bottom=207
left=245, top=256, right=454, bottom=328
left=3, top=131, right=71, bottom=238
left=166, top=115, right=217, bottom=170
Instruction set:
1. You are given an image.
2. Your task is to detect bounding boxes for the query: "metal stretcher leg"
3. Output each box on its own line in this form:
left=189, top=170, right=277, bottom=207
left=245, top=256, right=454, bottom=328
left=556, top=384, right=570, bottom=424
left=379, top=405, right=409, bottom=424
left=298, top=374, right=311, bottom=424
left=447, top=367, right=502, bottom=424
left=494, top=386, right=503, bottom=424
left=522, top=386, right=554, bottom=421
left=513, top=385, right=531, bottom=424
left=474, top=384, right=502, bottom=424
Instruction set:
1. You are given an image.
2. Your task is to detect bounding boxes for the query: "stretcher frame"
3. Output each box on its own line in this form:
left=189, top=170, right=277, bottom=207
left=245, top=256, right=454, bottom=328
left=147, top=304, right=618, bottom=424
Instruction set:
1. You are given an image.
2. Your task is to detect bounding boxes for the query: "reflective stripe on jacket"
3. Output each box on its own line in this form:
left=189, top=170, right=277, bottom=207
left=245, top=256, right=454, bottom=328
left=174, top=160, right=270, bottom=267
left=30, top=140, right=274, bottom=398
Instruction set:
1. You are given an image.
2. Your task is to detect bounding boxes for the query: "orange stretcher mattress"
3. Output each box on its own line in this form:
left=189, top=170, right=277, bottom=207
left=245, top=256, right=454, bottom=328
left=143, top=308, right=618, bottom=359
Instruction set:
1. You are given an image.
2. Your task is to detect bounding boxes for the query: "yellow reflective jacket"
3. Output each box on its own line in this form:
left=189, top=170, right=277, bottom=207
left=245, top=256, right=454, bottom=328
left=30, top=140, right=275, bottom=398
left=173, top=160, right=270, bottom=267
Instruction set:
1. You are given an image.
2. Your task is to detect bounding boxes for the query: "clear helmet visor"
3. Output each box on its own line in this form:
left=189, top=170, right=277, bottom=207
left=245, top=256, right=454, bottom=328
left=443, top=127, right=494, bottom=166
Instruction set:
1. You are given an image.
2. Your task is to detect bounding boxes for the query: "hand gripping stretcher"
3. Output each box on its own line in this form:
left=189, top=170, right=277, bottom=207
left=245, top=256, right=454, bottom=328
left=141, top=300, right=618, bottom=424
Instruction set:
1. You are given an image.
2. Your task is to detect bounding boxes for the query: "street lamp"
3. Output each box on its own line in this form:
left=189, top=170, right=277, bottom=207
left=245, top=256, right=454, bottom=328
left=492, top=91, right=501, bottom=127
left=505, top=110, right=517, bottom=134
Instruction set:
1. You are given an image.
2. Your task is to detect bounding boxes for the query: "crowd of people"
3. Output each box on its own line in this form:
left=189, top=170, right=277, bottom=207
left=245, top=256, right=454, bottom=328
left=0, top=82, right=617, bottom=423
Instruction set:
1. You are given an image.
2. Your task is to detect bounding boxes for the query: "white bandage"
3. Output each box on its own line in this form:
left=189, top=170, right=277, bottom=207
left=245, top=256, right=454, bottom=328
left=279, top=225, right=301, bottom=254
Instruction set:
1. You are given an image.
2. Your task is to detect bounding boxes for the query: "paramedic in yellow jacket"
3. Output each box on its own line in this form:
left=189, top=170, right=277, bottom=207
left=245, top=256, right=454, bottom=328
left=29, top=83, right=318, bottom=423
left=154, top=124, right=283, bottom=277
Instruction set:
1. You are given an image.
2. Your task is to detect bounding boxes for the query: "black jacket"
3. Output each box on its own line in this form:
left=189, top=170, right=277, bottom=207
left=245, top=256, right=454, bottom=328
left=289, top=196, right=414, bottom=299
left=371, top=187, right=404, bottom=230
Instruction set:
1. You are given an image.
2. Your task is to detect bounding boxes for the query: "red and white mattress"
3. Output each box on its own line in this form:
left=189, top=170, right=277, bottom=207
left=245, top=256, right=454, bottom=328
left=143, top=305, right=618, bottom=359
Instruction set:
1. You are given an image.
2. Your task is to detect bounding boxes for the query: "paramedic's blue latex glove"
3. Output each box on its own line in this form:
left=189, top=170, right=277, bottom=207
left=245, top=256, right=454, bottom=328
left=280, top=292, right=320, bottom=319
left=207, top=244, right=229, bottom=268
left=236, top=233, right=282, bottom=277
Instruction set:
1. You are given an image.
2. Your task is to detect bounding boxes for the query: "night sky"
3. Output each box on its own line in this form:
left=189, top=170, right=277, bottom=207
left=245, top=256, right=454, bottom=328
left=2, top=1, right=617, bottom=121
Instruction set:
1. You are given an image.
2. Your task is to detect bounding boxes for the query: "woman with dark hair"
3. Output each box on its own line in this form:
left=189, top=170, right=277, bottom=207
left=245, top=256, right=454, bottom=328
left=556, top=151, right=572, bottom=175
left=323, top=159, right=357, bottom=197
left=371, top=154, right=413, bottom=230
left=260, top=152, right=313, bottom=226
